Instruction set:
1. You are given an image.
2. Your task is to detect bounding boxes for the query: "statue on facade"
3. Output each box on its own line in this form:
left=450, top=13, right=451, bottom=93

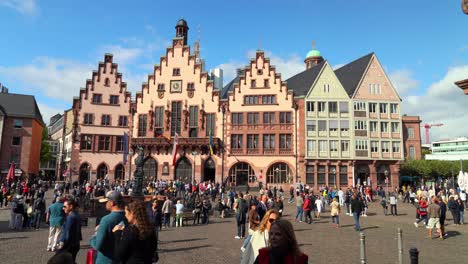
left=132, top=147, right=144, bottom=197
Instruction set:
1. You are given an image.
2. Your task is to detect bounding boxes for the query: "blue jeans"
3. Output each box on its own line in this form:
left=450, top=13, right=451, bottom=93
left=353, top=212, right=361, bottom=231
left=295, top=207, right=303, bottom=221
left=460, top=211, right=464, bottom=224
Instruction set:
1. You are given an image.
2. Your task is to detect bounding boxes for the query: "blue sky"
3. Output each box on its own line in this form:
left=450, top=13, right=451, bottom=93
left=0, top=0, right=467, bottom=141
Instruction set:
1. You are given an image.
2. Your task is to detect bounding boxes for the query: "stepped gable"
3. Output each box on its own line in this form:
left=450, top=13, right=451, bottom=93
left=224, top=50, right=294, bottom=108
left=286, top=60, right=327, bottom=96
left=334, top=52, right=374, bottom=97
left=135, top=35, right=220, bottom=110
left=73, top=54, right=131, bottom=111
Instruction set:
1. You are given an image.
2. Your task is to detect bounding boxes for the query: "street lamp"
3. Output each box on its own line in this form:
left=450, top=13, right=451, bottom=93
left=192, top=150, right=198, bottom=184
left=384, top=169, right=389, bottom=197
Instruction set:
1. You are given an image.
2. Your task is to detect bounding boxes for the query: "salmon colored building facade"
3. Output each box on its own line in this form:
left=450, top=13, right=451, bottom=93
left=71, top=54, right=132, bottom=183
left=131, top=19, right=223, bottom=185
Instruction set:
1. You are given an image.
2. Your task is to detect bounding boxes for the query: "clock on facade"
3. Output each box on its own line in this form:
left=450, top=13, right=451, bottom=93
left=170, top=80, right=182, bottom=93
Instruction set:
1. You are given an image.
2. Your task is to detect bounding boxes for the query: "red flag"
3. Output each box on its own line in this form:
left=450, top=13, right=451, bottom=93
left=6, top=162, right=15, bottom=181
left=172, top=133, right=179, bottom=166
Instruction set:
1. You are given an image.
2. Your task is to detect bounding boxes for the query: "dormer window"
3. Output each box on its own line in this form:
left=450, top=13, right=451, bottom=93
left=323, top=84, right=330, bottom=93
left=173, top=68, right=181, bottom=76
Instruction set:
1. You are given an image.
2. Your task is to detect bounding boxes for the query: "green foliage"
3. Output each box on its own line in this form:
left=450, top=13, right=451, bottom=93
left=400, top=159, right=467, bottom=179
left=421, top=149, right=431, bottom=159
left=40, top=128, right=52, bottom=163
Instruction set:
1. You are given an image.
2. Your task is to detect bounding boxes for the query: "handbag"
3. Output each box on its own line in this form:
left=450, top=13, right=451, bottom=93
left=86, top=248, right=97, bottom=264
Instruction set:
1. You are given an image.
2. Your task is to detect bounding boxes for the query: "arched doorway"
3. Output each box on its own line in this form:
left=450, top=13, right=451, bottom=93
left=203, top=158, right=216, bottom=182
left=266, top=162, right=291, bottom=184
left=143, top=158, right=158, bottom=186
left=175, top=157, right=192, bottom=183
left=228, top=162, right=255, bottom=186
left=79, top=163, right=90, bottom=184
left=355, top=165, right=369, bottom=186
left=114, top=164, right=125, bottom=181
left=96, top=163, right=108, bottom=179
left=377, top=164, right=390, bottom=186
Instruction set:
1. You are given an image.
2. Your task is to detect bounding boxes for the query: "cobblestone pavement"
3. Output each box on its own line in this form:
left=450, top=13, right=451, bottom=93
left=1, top=194, right=467, bottom=264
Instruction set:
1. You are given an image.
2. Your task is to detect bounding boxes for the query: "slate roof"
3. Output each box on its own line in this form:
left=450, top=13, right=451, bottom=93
left=0, top=92, right=44, bottom=125
left=221, top=75, right=240, bottom=99
left=334, top=52, right=374, bottom=97
left=286, top=60, right=326, bottom=96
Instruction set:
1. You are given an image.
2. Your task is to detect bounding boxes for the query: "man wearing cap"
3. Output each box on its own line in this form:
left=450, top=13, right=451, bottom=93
left=90, top=191, right=127, bottom=264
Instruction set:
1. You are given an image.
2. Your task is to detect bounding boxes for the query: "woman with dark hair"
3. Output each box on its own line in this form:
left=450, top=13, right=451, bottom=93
left=113, top=200, right=158, bottom=263
left=254, top=219, right=308, bottom=264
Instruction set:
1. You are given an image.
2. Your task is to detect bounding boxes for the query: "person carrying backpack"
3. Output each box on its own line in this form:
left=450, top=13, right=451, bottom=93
left=380, top=197, right=388, bottom=216
left=234, top=192, right=248, bottom=239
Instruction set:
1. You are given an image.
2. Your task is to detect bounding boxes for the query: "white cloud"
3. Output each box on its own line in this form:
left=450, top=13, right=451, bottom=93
left=100, top=45, right=143, bottom=66
left=0, top=57, right=93, bottom=102
left=0, top=0, right=38, bottom=15
left=388, top=69, right=420, bottom=96
left=401, top=65, right=468, bottom=142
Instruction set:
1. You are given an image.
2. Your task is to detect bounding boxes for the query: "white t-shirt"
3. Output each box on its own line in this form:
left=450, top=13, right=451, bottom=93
left=460, top=192, right=467, bottom=201
left=175, top=203, right=184, bottom=214
left=315, top=199, right=322, bottom=212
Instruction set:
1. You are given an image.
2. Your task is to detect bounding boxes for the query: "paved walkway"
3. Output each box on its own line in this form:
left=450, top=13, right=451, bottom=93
left=0, top=194, right=467, bottom=263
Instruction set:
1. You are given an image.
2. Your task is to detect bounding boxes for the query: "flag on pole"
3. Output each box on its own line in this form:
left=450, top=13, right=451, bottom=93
left=172, top=133, right=179, bottom=166
left=6, top=162, right=15, bottom=181
left=209, top=130, right=214, bottom=156
left=123, top=132, right=129, bottom=164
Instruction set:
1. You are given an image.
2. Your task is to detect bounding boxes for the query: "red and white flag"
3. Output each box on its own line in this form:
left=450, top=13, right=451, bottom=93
left=172, top=133, right=179, bottom=166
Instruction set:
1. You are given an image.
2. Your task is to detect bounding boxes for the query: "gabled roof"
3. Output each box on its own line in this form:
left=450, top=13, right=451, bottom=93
left=0, top=92, right=45, bottom=125
left=334, top=52, right=374, bottom=96
left=221, top=75, right=240, bottom=99
left=286, top=60, right=326, bottom=96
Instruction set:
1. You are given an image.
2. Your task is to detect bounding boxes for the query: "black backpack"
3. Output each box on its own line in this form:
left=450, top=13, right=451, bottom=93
left=14, top=202, right=24, bottom=214
left=239, top=199, right=248, bottom=214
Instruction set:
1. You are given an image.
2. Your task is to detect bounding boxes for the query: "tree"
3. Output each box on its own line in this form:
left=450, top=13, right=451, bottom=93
left=401, top=159, right=466, bottom=180
left=40, top=128, right=52, bottom=163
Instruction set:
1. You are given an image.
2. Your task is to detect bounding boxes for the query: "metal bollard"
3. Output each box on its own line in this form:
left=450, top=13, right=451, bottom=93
left=409, top=247, right=419, bottom=264
left=397, top=228, right=403, bottom=264
left=360, top=232, right=367, bottom=264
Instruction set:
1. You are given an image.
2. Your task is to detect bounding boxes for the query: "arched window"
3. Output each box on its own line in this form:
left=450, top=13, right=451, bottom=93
left=377, top=164, right=390, bottom=185
left=228, top=162, right=255, bottom=186
left=97, top=163, right=108, bottom=179
left=114, top=164, right=125, bottom=181
left=175, top=157, right=191, bottom=183
left=143, top=158, right=158, bottom=183
left=79, top=163, right=90, bottom=184
left=266, top=163, right=291, bottom=184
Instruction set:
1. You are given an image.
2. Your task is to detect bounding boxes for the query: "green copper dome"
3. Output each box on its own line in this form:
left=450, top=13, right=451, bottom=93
left=306, top=49, right=321, bottom=58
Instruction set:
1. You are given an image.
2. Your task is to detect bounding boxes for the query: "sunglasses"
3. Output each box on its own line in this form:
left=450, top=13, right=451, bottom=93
left=268, top=218, right=276, bottom=223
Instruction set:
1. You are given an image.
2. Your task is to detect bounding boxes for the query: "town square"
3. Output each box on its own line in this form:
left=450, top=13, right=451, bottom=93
left=0, top=1, right=468, bottom=264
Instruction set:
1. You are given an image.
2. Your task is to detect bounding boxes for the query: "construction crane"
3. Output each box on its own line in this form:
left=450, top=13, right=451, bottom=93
left=422, top=123, right=444, bottom=144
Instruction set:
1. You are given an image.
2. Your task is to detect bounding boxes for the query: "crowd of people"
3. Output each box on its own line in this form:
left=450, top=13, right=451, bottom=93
left=2, top=175, right=468, bottom=263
